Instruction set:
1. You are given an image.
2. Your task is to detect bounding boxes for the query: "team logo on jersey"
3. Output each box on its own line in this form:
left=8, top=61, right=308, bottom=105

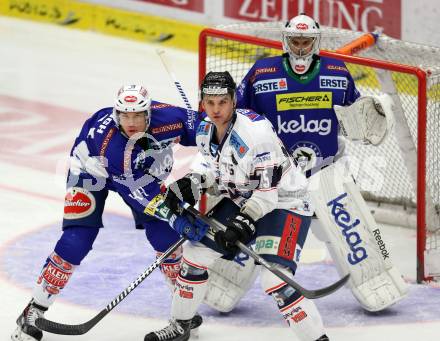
left=151, top=103, right=173, bottom=110
left=63, top=187, right=96, bottom=219
left=255, top=236, right=280, bottom=254
left=99, top=127, right=116, bottom=158
left=253, top=78, right=288, bottom=94
left=197, top=121, right=211, bottom=136
left=144, top=194, right=169, bottom=218
left=229, top=131, right=249, bottom=158
left=277, top=115, right=332, bottom=136
left=319, top=76, right=348, bottom=89
left=238, top=109, right=263, bottom=121
left=326, top=65, right=348, bottom=72
left=276, top=92, right=332, bottom=110
left=250, top=67, right=278, bottom=82
left=290, top=142, right=322, bottom=172
left=151, top=122, right=183, bottom=134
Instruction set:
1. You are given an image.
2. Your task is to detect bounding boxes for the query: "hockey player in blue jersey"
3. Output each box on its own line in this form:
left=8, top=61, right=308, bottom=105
left=205, top=14, right=407, bottom=315
left=236, top=14, right=360, bottom=168
left=11, top=84, right=207, bottom=341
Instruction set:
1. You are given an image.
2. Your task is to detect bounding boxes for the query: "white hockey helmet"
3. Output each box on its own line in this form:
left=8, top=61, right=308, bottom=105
left=112, top=84, right=152, bottom=129
left=282, top=14, right=321, bottom=74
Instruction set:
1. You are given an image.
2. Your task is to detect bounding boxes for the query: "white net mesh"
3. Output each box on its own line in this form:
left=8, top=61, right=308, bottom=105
left=201, top=23, right=440, bottom=281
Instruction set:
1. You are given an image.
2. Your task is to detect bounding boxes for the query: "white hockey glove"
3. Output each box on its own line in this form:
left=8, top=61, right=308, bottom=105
left=334, top=94, right=394, bottom=146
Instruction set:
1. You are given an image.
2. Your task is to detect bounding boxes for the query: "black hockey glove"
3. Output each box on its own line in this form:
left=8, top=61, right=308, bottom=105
left=215, top=213, right=256, bottom=254
left=164, top=173, right=206, bottom=214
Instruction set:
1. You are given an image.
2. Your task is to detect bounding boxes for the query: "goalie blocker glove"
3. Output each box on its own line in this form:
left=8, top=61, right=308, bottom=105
left=164, top=173, right=206, bottom=214
left=215, top=212, right=256, bottom=253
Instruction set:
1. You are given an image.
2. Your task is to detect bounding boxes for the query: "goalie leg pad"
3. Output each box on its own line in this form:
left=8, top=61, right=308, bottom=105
left=172, top=258, right=209, bottom=321
left=309, top=161, right=408, bottom=311
left=204, top=253, right=259, bottom=312
left=261, top=266, right=325, bottom=341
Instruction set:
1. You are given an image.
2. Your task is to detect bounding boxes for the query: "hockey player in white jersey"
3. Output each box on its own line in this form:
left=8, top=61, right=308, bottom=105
left=144, top=71, right=329, bottom=341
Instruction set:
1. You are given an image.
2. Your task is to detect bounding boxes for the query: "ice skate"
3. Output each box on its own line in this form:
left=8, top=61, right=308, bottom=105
left=11, top=300, right=47, bottom=341
left=144, top=318, right=192, bottom=341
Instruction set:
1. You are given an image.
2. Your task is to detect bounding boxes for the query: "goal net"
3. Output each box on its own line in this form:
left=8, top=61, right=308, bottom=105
left=198, top=23, right=440, bottom=283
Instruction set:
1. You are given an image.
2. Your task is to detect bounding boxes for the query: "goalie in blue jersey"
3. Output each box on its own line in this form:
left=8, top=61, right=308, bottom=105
left=11, top=85, right=206, bottom=341
left=204, top=14, right=408, bottom=316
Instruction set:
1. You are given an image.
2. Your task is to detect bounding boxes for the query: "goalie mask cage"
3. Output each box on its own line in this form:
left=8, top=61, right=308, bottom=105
left=198, top=24, right=440, bottom=283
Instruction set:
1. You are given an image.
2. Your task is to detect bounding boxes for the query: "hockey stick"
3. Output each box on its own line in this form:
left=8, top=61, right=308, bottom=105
left=35, top=236, right=186, bottom=335
left=157, top=49, right=194, bottom=111
left=182, top=203, right=350, bottom=299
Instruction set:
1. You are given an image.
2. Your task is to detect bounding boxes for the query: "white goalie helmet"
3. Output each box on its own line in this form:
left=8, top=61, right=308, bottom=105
left=112, top=84, right=152, bottom=129
left=282, top=14, right=321, bottom=74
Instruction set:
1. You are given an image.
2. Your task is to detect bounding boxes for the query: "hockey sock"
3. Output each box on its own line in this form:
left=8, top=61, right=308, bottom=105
left=171, top=258, right=209, bottom=320
left=32, top=226, right=98, bottom=307
left=261, top=265, right=325, bottom=341
left=271, top=285, right=325, bottom=341
left=158, top=245, right=183, bottom=289
left=32, top=252, right=76, bottom=307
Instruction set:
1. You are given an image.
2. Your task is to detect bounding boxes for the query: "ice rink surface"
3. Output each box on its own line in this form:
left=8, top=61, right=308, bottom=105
left=1, top=16, right=439, bottom=341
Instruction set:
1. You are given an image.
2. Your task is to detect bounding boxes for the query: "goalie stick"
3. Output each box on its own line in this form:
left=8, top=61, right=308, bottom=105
left=182, top=203, right=350, bottom=299
left=35, top=236, right=186, bottom=335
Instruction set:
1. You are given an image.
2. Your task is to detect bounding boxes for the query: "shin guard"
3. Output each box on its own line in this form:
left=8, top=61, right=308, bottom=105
left=262, top=266, right=325, bottom=341
left=158, top=246, right=183, bottom=289
left=172, top=258, right=209, bottom=321
left=33, top=252, right=76, bottom=307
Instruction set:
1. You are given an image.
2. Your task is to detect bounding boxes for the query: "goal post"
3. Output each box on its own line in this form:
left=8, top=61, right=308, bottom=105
left=198, top=25, right=440, bottom=283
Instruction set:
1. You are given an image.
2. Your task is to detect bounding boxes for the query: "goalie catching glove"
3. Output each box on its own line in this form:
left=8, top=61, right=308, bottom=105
left=215, top=212, right=256, bottom=253
left=334, top=94, right=394, bottom=146
left=164, top=173, right=206, bottom=213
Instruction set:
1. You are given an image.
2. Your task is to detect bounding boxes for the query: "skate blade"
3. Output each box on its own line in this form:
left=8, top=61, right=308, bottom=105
left=11, top=326, right=39, bottom=341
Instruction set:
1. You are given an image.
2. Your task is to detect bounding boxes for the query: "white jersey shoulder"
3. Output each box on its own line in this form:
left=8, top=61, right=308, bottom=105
left=233, top=109, right=277, bottom=146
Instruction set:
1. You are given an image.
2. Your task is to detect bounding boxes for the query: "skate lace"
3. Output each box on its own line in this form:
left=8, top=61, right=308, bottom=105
left=154, top=319, right=184, bottom=340
left=25, top=305, right=45, bottom=327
